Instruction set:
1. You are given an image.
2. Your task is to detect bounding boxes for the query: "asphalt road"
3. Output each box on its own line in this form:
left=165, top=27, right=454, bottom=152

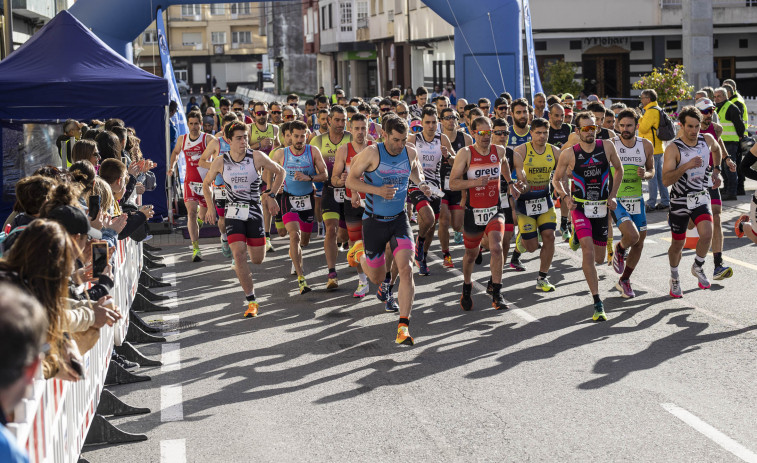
left=83, top=187, right=757, bottom=463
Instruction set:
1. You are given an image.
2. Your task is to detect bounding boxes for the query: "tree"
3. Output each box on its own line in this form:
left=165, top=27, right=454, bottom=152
left=632, top=60, right=694, bottom=106
left=542, top=60, right=584, bottom=97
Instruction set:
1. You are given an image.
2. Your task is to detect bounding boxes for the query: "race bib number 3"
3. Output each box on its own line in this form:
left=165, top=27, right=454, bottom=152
left=687, top=190, right=710, bottom=210
left=584, top=200, right=607, bottom=219
left=525, top=197, right=548, bottom=216
left=226, top=202, right=249, bottom=220
left=619, top=197, right=641, bottom=215
left=473, top=206, right=498, bottom=226
left=334, top=187, right=346, bottom=203
left=290, top=194, right=312, bottom=211
left=189, top=182, right=204, bottom=195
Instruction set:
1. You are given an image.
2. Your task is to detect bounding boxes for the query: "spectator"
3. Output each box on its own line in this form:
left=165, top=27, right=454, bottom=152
left=169, top=100, right=179, bottom=152
left=186, top=95, right=199, bottom=114
left=723, top=80, right=749, bottom=196
left=71, top=139, right=100, bottom=167
left=68, top=161, right=97, bottom=209
left=1, top=175, right=56, bottom=245
left=56, top=119, right=82, bottom=168
left=95, top=131, right=121, bottom=161
left=431, top=84, right=443, bottom=100
left=533, top=92, right=548, bottom=118
left=444, top=81, right=457, bottom=105
left=98, top=159, right=153, bottom=240
left=103, top=118, right=124, bottom=132
left=714, top=86, right=746, bottom=200
left=638, top=89, right=670, bottom=211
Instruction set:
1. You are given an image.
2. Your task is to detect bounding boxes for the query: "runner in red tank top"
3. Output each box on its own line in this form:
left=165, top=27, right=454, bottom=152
left=449, top=115, right=516, bottom=311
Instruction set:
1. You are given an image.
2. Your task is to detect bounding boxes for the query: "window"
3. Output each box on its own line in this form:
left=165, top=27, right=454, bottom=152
left=378, top=0, right=384, bottom=13
left=714, top=57, right=735, bottom=81
left=740, top=39, right=749, bottom=48
left=232, top=31, right=252, bottom=44
left=340, top=2, right=352, bottom=32
left=535, top=41, right=547, bottom=51
left=174, top=69, right=188, bottom=82
left=211, top=32, right=227, bottom=45
left=322, top=6, right=327, bottom=30
left=210, top=4, right=225, bottom=15
left=182, top=32, right=202, bottom=46
left=569, top=40, right=581, bottom=50
left=230, top=3, right=251, bottom=15
left=143, top=30, right=158, bottom=44
left=631, top=41, right=644, bottom=51
left=357, top=1, right=368, bottom=24
left=181, top=5, right=201, bottom=16
left=667, top=40, right=681, bottom=50
left=328, top=4, right=333, bottom=29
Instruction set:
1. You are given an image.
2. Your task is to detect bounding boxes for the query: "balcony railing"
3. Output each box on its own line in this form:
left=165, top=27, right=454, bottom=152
left=357, top=17, right=369, bottom=29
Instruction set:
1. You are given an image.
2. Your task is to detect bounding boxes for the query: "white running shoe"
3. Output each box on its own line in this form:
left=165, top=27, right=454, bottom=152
left=353, top=282, right=369, bottom=298
left=691, top=263, right=711, bottom=289
left=265, top=239, right=275, bottom=252
left=669, top=278, right=682, bottom=298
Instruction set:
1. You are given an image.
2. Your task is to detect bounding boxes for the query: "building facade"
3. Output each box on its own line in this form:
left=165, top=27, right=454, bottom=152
left=1, top=0, right=73, bottom=58
left=266, top=0, right=316, bottom=95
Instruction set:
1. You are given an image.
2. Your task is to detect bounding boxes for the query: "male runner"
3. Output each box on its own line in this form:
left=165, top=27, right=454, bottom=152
left=610, top=109, right=655, bottom=298
left=346, top=117, right=431, bottom=345
left=491, top=118, right=518, bottom=276
left=272, top=120, right=328, bottom=294
left=662, top=106, right=722, bottom=297
left=310, top=106, right=352, bottom=289
left=202, top=121, right=285, bottom=317
left=168, top=110, right=213, bottom=262
left=332, top=113, right=371, bottom=298
left=506, top=98, right=532, bottom=270
left=440, top=107, right=472, bottom=259
left=249, top=101, right=281, bottom=251
left=450, top=116, right=513, bottom=311
left=408, top=108, right=455, bottom=275
left=547, top=102, right=574, bottom=240
left=552, top=112, right=623, bottom=321
left=512, top=118, right=559, bottom=292
left=270, top=102, right=283, bottom=125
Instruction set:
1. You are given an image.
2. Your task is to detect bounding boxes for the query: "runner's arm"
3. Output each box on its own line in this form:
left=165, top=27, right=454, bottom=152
left=565, top=132, right=580, bottom=148
left=201, top=156, right=224, bottom=220
left=605, top=142, right=624, bottom=200
left=449, top=148, right=478, bottom=191
left=253, top=151, right=286, bottom=201
left=168, top=135, right=183, bottom=175
left=552, top=147, right=574, bottom=201
left=331, top=144, right=348, bottom=187
left=345, top=146, right=385, bottom=196
left=310, top=146, right=329, bottom=183
left=441, top=134, right=456, bottom=163
left=704, top=133, right=722, bottom=168
left=662, top=143, right=685, bottom=187
left=512, top=144, right=528, bottom=186
left=198, top=138, right=219, bottom=170
left=407, top=146, right=427, bottom=188
left=641, top=138, right=655, bottom=180
left=463, top=132, right=473, bottom=146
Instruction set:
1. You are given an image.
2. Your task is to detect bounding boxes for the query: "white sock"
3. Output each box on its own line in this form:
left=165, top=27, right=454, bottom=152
left=221, top=233, right=227, bottom=240
left=358, top=273, right=368, bottom=285
left=670, top=266, right=679, bottom=279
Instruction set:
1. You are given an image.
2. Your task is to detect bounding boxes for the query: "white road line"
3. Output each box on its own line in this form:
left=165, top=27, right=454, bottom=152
left=160, top=439, right=187, bottom=463
left=162, top=272, right=177, bottom=286
left=161, top=343, right=181, bottom=372
left=160, top=385, right=184, bottom=422
left=661, top=403, right=757, bottom=463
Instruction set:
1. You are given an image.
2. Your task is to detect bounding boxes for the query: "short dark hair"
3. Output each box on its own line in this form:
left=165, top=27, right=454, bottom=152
left=389, top=87, right=401, bottom=97
left=305, top=99, right=316, bottom=107
left=494, top=97, right=508, bottom=107
left=379, top=98, right=393, bottom=108
left=232, top=98, right=245, bottom=106
left=421, top=107, right=438, bottom=119
left=616, top=108, right=639, bottom=124
left=549, top=102, right=565, bottom=113
left=187, top=110, right=203, bottom=123
left=287, top=93, right=299, bottom=102
left=99, top=158, right=127, bottom=184
left=110, top=126, right=127, bottom=142
left=530, top=117, right=549, bottom=131
left=225, top=121, right=247, bottom=140
left=0, top=282, right=48, bottom=389
left=492, top=117, right=509, bottom=129
left=546, top=95, right=561, bottom=107
left=169, top=101, right=178, bottom=113
left=95, top=131, right=121, bottom=160
left=350, top=113, right=367, bottom=124
left=440, top=107, right=455, bottom=119
left=316, top=95, right=329, bottom=105
left=253, top=101, right=268, bottom=111
left=604, top=108, right=615, bottom=118
left=573, top=111, right=596, bottom=127
left=384, top=116, right=408, bottom=135
left=678, top=105, right=702, bottom=124
left=464, top=103, right=477, bottom=113
left=587, top=102, right=606, bottom=113
left=500, top=92, right=512, bottom=102
left=416, top=86, right=428, bottom=96
left=330, top=105, right=346, bottom=115
left=478, top=98, right=491, bottom=106
left=290, top=120, right=308, bottom=132
left=222, top=113, right=238, bottom=124
left=511, top=98, right=529, bottom=110
left=317, top=108, right=330, bottom=118
left=104, top=118, right=124, bottom=131
left=280, top=121, right=293, bottom=135
left=468, top=108, right=484, bottom=119
left=220, top=98, right=231, bottom=108
left=471, top=116, right=492, bottom=131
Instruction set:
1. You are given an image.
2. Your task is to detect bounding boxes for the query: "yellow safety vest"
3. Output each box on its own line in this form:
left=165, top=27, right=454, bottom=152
left=717, top=101, right=740, bottom=142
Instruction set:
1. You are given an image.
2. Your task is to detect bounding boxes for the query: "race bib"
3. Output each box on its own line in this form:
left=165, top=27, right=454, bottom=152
left=500, top=192, right=510, bottom=209
left=473, top=206, right=498, bottom=226
left=525, top=197, right=548, bottom=217
left=619, top=197, right=641, bottom=215
left=189, top=182, right=204, bottom=196
left=360, top=198, right=366, bottom=209
left=226, top=202, right=249, bottom=220
left=290, top=194, right=312, bottom=211
left=687, top=190, right=710, bottom=210
left=333, top=187, right=345, bottom=203
left=213, top=186, right=227, bottom=200
left=443, top=173, right=450, bottom=191
left=584, top=200, right=607, bottom=219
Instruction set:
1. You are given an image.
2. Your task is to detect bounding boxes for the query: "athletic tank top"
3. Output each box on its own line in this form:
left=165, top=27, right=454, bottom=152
left=411, top=133, right=443, bottom=189
left=363, top=143, right=410, bottom=218
left=612, top=136, right=646, bottom=198
left=670, top=135, right=710, bottom=200
left=249, top=123, right=275, bottom=154
left=311, top=132, right=352, bottom=175
left=548, top=123, right=572, bottom=148
left=466, top=145, right=501, bottom=209
left=282, top=145, right=317, bottom=196
left=450, top=131, right=467, bottom=152
left=519, top=142, right=556, bottom=201
left=507, top=126, right=531, bottom=148
left=222, top=150, right=261, bottom=213
left=214, top=137, right=231, bottom=188
left=182, top=133, right=208, bottom=182
left=571, top=140, right=611, bottom=202
left=597, top=127, right=612, bottom=140
left=345, top=141, right=372, bottom=199
left=440, top=131, right=466, bottom=190
left=701, top=123, right=719, bottom=167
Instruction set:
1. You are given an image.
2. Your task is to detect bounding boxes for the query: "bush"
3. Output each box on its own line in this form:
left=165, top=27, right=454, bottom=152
left=632, top=60, right=694, bottom=105
left=542, top=60, right=584, bottom=97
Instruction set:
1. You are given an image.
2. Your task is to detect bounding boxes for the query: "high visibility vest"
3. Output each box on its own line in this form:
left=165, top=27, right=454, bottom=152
left=331, top=94, right=338, bottom=104
left=210, top=95, right=221, bottom=111
left=735, top=93, right=749, bottom=136
left=717, top=101, right=740, bottom=142
left=59, top=138, right=73, bottom=168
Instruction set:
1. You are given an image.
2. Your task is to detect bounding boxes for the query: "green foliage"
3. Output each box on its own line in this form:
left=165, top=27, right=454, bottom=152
left=632, top=60, right=695, bottom=105
left=542, top=60, right=584, bottom=97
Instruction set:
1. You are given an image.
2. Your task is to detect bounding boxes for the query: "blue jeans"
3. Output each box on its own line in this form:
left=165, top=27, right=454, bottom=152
left=647, top=153, right=669, bottom=207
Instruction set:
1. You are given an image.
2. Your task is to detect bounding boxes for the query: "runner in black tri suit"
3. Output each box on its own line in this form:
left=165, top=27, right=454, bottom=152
left=439, top=107, right=471, bottom=266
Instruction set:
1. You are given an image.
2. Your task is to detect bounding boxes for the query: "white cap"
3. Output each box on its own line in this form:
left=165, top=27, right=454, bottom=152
left=695, top=98, right=715, bottom=111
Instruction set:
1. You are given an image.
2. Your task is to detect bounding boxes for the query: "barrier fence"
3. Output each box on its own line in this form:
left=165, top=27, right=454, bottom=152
left=6, top=237, right=143, bottom=463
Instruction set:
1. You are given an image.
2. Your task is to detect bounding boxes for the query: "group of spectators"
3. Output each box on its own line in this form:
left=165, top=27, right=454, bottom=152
left=0, top=118, right=159, bottom=461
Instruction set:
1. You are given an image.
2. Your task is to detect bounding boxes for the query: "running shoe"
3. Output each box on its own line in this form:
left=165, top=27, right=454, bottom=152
left=560, top=225, right=571, bottom=242
left=385, top=293, right=399, bottom=312
left=265, top=239, right=275, bottom=253
left=192, top=247, right=202, bottom=262
left=569, top=225, right=580, bottom=251
left=353, top=282, right=369, bottom=298
left=454, top=231, right=464, bottom=244
left=377, top=281, right=391, bottom=302
left=713, top=265, right=733, bottom=280
left=509, top=258, right=526, bottom=272
left=326, top=272, right=339, bottom=290
left=460, top=292, right=473, bottom=311
left=221, top=241, right=232, bottom=258
left=616, top=279, right=635, bottom=298
left=516, top=234, right=526, bottom=253
left=475, top=246, right=484, bottom=265
left=735, top=214, right=749, bottom=238
left=243, top=301, right=259, bottom=318
left=691, top=264, right=711, bottom=289
left=612, top=243, right=625, bottom=275
left=347, top=240, right=364, bottom=267
left=395, top=325, right=414, bottom=345
left=417, top=258, right=430, bottom=276
left=443, top=255, right=454, bottom=268
left=536, top=277, right=556, bottom=292
left=298, top=277, right=311, bottom=295
left=492, top=292, right=508, bottom=310
left=669, top=278, right=682, bottom=298
left=592, top=301, right=607, bottom=322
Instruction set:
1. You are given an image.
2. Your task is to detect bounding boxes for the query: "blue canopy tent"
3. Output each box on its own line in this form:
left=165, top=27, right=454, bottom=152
left=0, top=10, right=170, bottom=220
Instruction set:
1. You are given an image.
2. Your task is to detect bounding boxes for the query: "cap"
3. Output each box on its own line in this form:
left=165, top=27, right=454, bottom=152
left=47, top=205, right=102, bottom=240
left=410, top=119, right=422, bottom=130
left=587, top=94, right=600, bottom=102
left=203, top=115, right=215, bottom=125
left=695, top=98, right=715, bottom=111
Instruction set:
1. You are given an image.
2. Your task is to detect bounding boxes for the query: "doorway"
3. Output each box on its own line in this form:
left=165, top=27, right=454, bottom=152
left=582, top=52, right=629, bottom=98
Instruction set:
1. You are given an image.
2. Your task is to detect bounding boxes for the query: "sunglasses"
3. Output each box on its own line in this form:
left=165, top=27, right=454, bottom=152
left=497, top=105, right=508, bottom=111
left=411, top=126, right=423, bottom=133
left=480, top=106, right=490, bottom=111
left=284, top=115, right=295, bottom=120
left=397, top=111, right=409, bottom=116
left=700, top=108, right=713, bottom=115
left=271, top=111, right=282, bottom=115
left=579, top=125, right=598, bottom=133
left=442, top=116, right=458, bottom=121
left=380, top=107, right=391, bottom=112
left=255, top=111, right=268, bottom=116
left=493, top=130, right=509, bottom=136
left=233, top=107, right=244, bottom=112
left=475, top=130, right=492, bottom=136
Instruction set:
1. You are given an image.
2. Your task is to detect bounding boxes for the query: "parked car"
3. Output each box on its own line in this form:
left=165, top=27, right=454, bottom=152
left=176, top=79, right=190, bottom=95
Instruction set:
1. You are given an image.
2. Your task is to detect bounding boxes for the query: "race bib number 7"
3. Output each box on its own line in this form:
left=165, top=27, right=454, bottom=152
left=584, top=200, right=607, bottom=219
left=473, top=206, right=498, bottom=226
left=226, top=202, right=249, bottom=220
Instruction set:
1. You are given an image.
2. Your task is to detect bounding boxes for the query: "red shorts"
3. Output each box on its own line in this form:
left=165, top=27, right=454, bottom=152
left=183, top=177, right=207, bottom=207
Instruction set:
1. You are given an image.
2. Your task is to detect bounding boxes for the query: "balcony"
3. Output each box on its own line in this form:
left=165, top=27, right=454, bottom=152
left=356, top=17, right=369, bottom=41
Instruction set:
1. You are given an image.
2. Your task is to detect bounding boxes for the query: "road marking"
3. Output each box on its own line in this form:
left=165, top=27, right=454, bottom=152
left=160, top=385, right=184, bottom=422
left=661, top=403, right=757, bottom=463
left=657, top=237, right=757, bottom=271
left=161, top=343, right=181, bottom=372
left=160, top=439, right=187, bottom=463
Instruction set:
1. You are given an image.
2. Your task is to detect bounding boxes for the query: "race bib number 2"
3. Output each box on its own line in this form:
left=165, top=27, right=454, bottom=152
left=687, top=190, right=709, bottom=210
left=473, top=206, right=498, bottom=226
left=584, top=200, right=607, bottom=219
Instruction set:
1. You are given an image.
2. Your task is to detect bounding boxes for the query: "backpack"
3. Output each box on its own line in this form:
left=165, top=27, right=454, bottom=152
left=0, top=225, right=28, bottom=258
left=653, top=106, right=676, bottom=142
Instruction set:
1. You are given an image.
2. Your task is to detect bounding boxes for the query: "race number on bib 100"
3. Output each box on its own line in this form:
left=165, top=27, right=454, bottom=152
left=290, top=194, right=312, bottom=211
left=619, top=197, right=641, bottom=215
left=333, top=187, right=345, bottom=203
left=473, top=206, right=498, bottom=226
left=584, top=200, right=607, bottom=219
left=226, top=202, right=249, bottom=220
left=189, top=182, right=204, bottom=195
left=525, top=197, right=548, bottom=216
left=687, top=190, right=710, bottom=210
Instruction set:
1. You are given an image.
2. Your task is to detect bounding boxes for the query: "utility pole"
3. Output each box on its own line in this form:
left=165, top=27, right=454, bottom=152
left=2, top=0, right=13, bottom=58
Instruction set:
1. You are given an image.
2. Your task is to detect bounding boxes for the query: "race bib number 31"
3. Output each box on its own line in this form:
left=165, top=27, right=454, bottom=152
left=584, top=200, right=607, bottom=219
left=473, top=206, right=498, bottom=226
left=619, top=197, right=641, bottom=215
left=226, top=202, right=249, bottom=220
left=290, top=194, right=312, bottom=211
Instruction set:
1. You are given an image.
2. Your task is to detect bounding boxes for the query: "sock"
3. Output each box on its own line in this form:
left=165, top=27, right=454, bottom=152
left=538, top=271, right=548, bottom=280
left=492, top=282, right=502, bottom=297
left=616, top=242, right=626, bottom=255
left=221, top=233, right=228, bottom=240
left=694, top=255, right=705, bottom=268
left=621, top=265, right=635, bottom=281
left=398, top=317, right=410, bottom=327
left=298, top=275, right=305, bottom=282
left=443, top=249, right=450, bottom=257
left=384, top=272, right=391, bottom=283
left=670, top=266, right=679, bottom=279
left=328, top=267, right=336, bottom=276
left=593, top=294, right=601, bottom=304
left=511, top=250, right=521, bottom=262
left=713, top=252, right=723, bottom=267
left=463, top=282, right=472, bottom=295
left=417, top=236, right=425, bottom=251
left=192, top=240, right=199, bottom=250
left=358, top=273, right=368, bottom=284
left=265, top=232, right=270, bottom=238
left=561, top=216, right=569, bottom=228
left=245, top=292, right=256, bottom=302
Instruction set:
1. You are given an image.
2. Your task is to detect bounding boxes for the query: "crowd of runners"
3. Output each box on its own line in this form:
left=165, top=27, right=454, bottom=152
left=171, top=82, right=757, bottom=346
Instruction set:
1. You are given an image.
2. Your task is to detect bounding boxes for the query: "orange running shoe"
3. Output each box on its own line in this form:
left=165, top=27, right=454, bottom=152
left=244, top=301, right=259, bottom=318
left=347, top=240, right=364, bottom=267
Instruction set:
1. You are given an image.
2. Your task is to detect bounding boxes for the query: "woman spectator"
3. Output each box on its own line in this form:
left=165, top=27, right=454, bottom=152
left=1, top=175, right=56, bottom=248
left=71, top=139, right=100, bottom=167
left=95, top=130, right=121, bottom=161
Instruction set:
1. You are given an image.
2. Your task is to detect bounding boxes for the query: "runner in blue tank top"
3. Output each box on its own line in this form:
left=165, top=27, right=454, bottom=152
left=345, top=116, right=431, bottom=346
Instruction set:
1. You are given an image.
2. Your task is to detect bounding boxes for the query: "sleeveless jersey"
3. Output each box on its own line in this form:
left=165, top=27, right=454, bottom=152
left=519, top=143, right=556, bottom=201
left=507, top=126, right=531, bottom=149
left=249, top=123, right=275, bottom=155
left=222, top=150, right=261, bottom=219
left=310, top=132, right=352, bottom=176
left=410, top=133, right=443, bottom=189
left=612, top=137, right=646, bottom=198
left=441, top=131, right=466, bottom=190
left=182, top=132, right=209, bottom=183
left=345, top=141, right=372, bottom=200
left=282, top=145, right=317, bottom=196
left=214, top=137, right=231, bottom=188
left=597, top=127, right=613, bottom=140
left=571, top=140, right=611, bottom=202
left=670, top=135, right=710, bottom=200
left=466, top=145, right=502, bottom=209
left=363, top=143, right=411, bottom=218
left=701, top=123, right=719, bottom=168
left=548, top=123, right=572, bottom=148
